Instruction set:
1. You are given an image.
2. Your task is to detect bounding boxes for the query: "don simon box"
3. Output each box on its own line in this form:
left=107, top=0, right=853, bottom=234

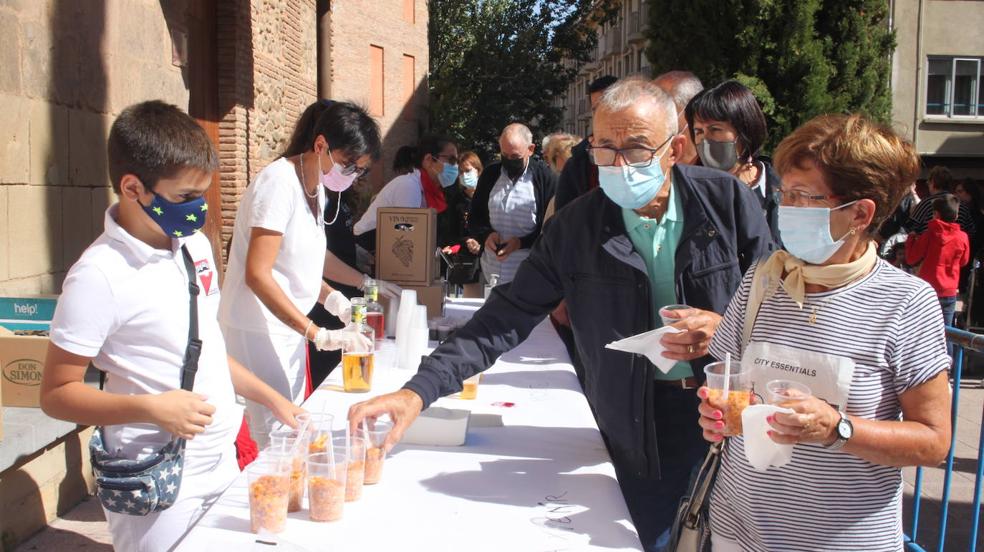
left=375, top=207, right=438, bottom=286
left=0, top=296, right=58, bottom=408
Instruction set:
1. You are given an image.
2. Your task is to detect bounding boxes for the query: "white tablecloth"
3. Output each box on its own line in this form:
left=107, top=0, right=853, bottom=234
left=177, top=304, right=642, bottom=551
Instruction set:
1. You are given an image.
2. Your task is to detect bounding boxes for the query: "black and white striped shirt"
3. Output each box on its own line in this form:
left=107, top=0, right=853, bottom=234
left=908, top=191, right=977, bottom=237
left=707, top=258, right=949, bottom=551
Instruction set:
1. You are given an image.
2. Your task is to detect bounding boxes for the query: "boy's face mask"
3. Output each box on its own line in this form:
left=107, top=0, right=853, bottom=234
left=141, top=186, right=208, bottom=238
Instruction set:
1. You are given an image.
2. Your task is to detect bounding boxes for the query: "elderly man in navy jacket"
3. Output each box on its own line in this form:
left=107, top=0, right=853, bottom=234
left=351, top=77, right=773, bottom=551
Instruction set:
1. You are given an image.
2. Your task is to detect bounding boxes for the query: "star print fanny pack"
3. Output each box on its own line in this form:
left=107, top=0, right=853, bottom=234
left=90, top=245, right=202, bottom=516
left=90, top=430, right=187, bottom=515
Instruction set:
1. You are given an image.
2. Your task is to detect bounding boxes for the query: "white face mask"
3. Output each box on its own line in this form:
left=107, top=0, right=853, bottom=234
left=777, top=201, right=857, bottom=264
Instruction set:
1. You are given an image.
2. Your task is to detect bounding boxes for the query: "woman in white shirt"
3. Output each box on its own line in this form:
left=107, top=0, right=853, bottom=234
left=219, top=101, right=379, bottom=445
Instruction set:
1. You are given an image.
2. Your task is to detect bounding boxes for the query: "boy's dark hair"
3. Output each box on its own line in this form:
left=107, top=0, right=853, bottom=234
left=108, top=100, right=218, bottom=193
left=588, top=75, right=618, bottom=96
left=932, top=193, right=960, bottom=222
left=685, top=80, right=769, bottom=164
left=312, top=101, right=382, bottom=161
left=928, top=165, right=954, bottom=192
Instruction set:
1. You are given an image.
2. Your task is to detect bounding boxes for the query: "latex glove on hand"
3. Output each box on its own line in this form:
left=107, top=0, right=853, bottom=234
left=323, top=290, right=352, bottom=323
left=314, top=328, right=373, bottom=352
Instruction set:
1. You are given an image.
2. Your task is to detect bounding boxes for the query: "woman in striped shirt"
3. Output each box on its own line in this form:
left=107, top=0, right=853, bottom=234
left=697, top=114, right=952, bottom=551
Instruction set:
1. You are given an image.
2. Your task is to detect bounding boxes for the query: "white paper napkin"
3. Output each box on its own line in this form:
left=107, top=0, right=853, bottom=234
left=604, top=326, right=682, bottom=374
left=741, top=404, right=796, bottom=471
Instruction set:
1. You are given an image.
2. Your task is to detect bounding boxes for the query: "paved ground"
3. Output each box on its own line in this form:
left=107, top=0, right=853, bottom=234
left=16, top=385, right=984, bottom=551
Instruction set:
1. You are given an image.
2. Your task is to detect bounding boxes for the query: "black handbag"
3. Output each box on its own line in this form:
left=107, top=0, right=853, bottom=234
left=89, top=245, right=202, bottom=515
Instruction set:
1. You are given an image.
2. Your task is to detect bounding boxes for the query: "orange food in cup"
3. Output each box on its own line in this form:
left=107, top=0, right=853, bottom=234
left=249, top=474, right=289, bottom=533
left=707, top=388, right=752, bottom=435
left=364, top=446, right=385, bottom=484
left=308, top=476, right=345, bottom=522
left=345, top=460, right=365, bottom=501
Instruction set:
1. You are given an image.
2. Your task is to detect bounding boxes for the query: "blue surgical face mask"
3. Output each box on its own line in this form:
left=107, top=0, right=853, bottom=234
left=597, top=144, right=672, bottom=210
left=142, top=192, right=208, bottom=239
left=461, top=170, right=478, bottom=189
left=438, top=163, right=459, bottom=188
left=777, top=201, right=858, bottom=264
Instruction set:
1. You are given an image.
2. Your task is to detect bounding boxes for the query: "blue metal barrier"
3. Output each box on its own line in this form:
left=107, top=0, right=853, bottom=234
left=904, top=326, right=984, bottom=552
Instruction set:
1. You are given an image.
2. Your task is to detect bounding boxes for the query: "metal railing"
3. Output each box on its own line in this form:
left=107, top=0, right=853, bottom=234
left=904, top=326, right=984, bottom=551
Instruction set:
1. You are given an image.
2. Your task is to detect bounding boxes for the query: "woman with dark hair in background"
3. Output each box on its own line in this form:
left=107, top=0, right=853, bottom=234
left=686, top=80, right=781, bottom=245
left=392, top=145, right=417, bottom=176
left=219, top=101, right=381, bottom=445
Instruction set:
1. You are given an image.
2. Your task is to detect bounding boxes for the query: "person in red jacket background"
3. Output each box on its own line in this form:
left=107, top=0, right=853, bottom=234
left=906, top=193, right=970, bottom=355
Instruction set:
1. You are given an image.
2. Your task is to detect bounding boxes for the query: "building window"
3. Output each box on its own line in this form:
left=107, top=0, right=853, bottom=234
left=403, top=0, right=414, bottom=24
left=370, top=45, right=385, bottom=116
left=402, top=54, right=415, bottom=119
left=926, top=56, right=983, bottom=118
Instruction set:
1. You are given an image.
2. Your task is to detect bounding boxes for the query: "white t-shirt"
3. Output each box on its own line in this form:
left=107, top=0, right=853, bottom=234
left=353, top=169, right=425, bottom=236
left=707, top=259, right=949, bottom=551
left=219, top=158, right=327, bottom=335
left=50, top=205, right=242, bottom=461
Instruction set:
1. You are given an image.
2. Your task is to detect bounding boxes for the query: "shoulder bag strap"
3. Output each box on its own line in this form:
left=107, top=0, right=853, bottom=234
left=179, top=245, right=202, bottom=392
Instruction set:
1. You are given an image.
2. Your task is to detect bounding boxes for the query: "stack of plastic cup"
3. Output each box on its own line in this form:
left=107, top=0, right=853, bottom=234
left=395, top=290, right=417, bottom=369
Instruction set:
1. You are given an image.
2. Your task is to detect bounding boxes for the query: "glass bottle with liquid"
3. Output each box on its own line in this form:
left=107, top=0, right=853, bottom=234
left=342, top=299, right=375, bottom=393
left=363, top=279, right=385, bottom=347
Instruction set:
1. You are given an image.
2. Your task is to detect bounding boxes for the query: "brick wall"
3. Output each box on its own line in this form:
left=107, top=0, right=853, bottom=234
left=216, top=0, right=318, bottom=259
left=0, top=0, right=189, bottom=295
left=325, top=0, right=429, bottom=196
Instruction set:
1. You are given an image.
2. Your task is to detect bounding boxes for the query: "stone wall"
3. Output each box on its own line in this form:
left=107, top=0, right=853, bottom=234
left=216, top=0, right=317, bottom=257
left=0, top=0, right=189, bottom=295
left=325, top=0, right=429, bottom=194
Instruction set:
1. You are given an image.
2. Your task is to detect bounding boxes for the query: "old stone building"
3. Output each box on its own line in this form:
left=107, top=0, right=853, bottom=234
left=0, top=1, right=428, bottom=547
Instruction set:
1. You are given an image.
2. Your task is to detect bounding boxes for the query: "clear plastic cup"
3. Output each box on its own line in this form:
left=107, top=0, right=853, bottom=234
left=766, top=379, right=812, bottom=405
left=703, top=360, right=752, bottom=436
left=305, top=413, right=335, bottom=455
left=247, top=457, right=291, bottom=533
left=659, top=304, right=692, bottom=327
left=460, top=373, right=481, bottom=400
left=307, top=452, right=347, bottom=522
left=363, top=420, right=393, bottom=485
left=268, top=429, right=310, bottom=513
left=333, top=434, right=367, bottom=502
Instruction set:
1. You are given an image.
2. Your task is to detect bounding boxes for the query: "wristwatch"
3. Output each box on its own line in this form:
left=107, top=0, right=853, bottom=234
left=825, top=410, right=853, bottom=450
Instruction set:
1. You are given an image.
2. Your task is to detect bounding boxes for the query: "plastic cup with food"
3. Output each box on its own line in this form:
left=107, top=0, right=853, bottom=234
left=307, top=452, right=347, bottom=522
left=766, top=379, right=812, bottom=406
left=332, top=434, right=367, bottom=502
left=703, top=360, right=753, bottom=436
left=363, top=420, right=393, bottom=485
left=268, top=429, right=310, bottom=513
left=247, top=457, right=291, bottom=533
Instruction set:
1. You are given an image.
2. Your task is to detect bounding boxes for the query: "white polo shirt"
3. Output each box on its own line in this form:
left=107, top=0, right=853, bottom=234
left=353, top=169, right=425, bottom=235
left=50, top=205, right=241, bottom=461
left=219, top=157, right=327, bottom=335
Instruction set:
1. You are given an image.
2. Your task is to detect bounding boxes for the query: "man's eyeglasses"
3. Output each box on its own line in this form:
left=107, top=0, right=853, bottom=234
left=774, top=186, right=842, bottom=207
left=436, top=153, right=459, bottom=165
left=587, top=135, right=673, bottom=168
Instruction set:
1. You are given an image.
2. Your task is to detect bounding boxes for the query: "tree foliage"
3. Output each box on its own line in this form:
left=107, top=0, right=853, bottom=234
left=644, top=0, right=895, bottom=152
left=428, top=0, right=617, bottom=161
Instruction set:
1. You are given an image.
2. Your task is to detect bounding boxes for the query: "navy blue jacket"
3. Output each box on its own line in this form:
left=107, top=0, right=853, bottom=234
left=404, top=163, right=774, bottom=477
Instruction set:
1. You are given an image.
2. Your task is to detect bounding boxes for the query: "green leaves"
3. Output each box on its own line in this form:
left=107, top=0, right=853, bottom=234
left=644, top=0, right=894, bottom=152
left=428, top=0, right=617, bottom=160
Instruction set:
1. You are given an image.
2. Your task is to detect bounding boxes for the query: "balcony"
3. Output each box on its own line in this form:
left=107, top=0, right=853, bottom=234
left=627, top=9, right=647, bottom=44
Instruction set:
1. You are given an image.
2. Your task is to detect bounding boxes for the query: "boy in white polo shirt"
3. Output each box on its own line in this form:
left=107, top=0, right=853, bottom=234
left=40, top=101, right=305, bottom=552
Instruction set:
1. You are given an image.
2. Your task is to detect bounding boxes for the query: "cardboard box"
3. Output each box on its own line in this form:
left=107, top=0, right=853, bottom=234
left=462, top=282, right=485, bottom=299
left=376, top=207, right=438, bottom=286
left=0, top=296, right=57, bottom=408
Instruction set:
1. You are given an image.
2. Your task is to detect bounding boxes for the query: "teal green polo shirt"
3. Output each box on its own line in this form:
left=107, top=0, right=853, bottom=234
left=621, top=186, right=693, bottom=379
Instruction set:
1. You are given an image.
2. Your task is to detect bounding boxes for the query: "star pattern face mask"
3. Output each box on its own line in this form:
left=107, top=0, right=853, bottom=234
left=142, top=192, right=208, bottom=238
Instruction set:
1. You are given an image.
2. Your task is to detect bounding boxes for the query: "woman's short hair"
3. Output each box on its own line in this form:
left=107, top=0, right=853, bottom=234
left=685, top=80, right=768, bottom=164
left=392, top=145, right=417, bottom=174
left=311, top=101, right=382, bottom=160
left=458, top=150, right=483, bottom=174
left=928, top=165, right=954, bottom=192
left=543, top=133, right=580, bottom=170
left=774, top=114, right=921, bottom=236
